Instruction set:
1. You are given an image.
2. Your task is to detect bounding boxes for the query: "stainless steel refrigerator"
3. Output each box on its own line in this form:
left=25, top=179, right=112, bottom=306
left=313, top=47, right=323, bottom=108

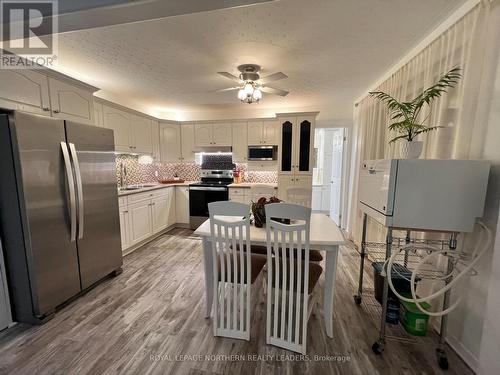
left=0, top=110, right=122, bottom=324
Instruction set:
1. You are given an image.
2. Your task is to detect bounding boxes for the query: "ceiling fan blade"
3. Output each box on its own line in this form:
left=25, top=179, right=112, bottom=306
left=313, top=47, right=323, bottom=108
left=259, top=72, right=288, bottom=84
left=260, top=86, right=289, bottom=97
left=217, top=72, right=241, bottom=83
left=213, top=86, right=240, bottom=92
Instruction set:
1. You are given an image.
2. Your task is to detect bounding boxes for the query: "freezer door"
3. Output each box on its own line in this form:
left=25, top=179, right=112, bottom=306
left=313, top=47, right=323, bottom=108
left=65, top=121, right=122, bottom=289
left=11, top=112, right=82, bottom=315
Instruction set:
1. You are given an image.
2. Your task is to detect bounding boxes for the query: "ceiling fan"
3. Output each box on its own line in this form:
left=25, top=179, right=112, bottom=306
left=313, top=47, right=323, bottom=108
left=216, top=64, right=289, bottom=104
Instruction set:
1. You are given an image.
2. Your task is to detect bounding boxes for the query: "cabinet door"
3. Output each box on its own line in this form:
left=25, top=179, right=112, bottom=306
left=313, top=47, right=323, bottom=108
left=290, top=175, right=313, bottom=207
left=48, top=78, right=94, bottom=124
left=195, top=123, right=212, bottom=146
left=181, top=124, right=195, bottom=162
left=103, top=105, right=131, bottom=151
left=167, top=188, right=176, bottom=227
left=232, top=122, right=248, bottom=162
left=159, top=122, right=181, bottom=162
left=151, top=120, right=160, bottom=161
left=277, top=175, right=296, bottom=202
left=278, top=118, right=295, bottom=174
left=0, top=69, right=50, bottom=114
left=130, top=114, right=153, bottom=154
left=129, top=201, right=153, bottom=246
left=119, top=208, right=130, bottom=252
left=175, top=186, right=190, bottom=224
left=262, top=120, right=279, bottom=145
left=247, top=121, right=263, bottom=145
left=151, top=196, right=169, bottom=233
left=296, top=116, right=314, bottom=173
left=93, top=101, right=104, bottom=127
left=212, top=122, right=232, bottom=146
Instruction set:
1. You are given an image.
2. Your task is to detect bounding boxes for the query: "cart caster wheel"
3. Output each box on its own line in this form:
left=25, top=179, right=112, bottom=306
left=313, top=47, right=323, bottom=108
left=372, top=341, right=384, bottom=355
left=438, top=356, right=449, bottom=370
left=353, top=295, right=362, bottom=305
left=436, top=349, right=449, bottom=370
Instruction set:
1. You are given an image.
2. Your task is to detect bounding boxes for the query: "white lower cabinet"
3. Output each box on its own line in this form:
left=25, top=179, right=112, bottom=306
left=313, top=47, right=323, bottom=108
left=119, top=208, right=131, bottom=251
left=229, top=187, right=277, bottom=205
left=151, top=196, right=169, bottom=233
left=128, top=201, right=153, bottom=247
left=277, top=174, right=313, bottom=207
left=175, top=186, right=189, bottom=224
left=119, top=187, right=177, bottom=254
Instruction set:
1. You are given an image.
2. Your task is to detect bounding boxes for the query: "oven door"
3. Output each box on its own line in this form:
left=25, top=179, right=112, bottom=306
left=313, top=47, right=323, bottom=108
left=189, top=186, right=228, bottom=229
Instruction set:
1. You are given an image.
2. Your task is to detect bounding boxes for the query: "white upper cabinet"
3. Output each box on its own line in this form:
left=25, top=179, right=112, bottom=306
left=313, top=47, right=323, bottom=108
left=247, top=121, right=263, bottom=145
left=181, top=123, right=195, bottom=162
left=129, top=114, right=153, bottom=154
left=102, top=104, right=131, bottom=151
left=151, top=120, right=160, bottom=161
left=232, top=122, right=248, bottom=162
left=194, top=122, right=232, bottom=146
left=263, top=120, right=279, bottom=145
left=194, top=123, right=212, bottom=146
left=0, top=70, right=50, bottom=114
left=212, top=122, right=232, bottom=146
left=278, top=115, right=316, bottom=175
left=248, top=120, right=278, bottom=145
left=48, top=77, right=94, bottom=124
left=159, top=122, right=182, bottom=162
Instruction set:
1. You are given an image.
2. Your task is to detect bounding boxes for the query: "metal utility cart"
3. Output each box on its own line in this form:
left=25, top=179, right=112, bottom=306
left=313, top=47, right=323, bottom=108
left=353, top=159, right=490, bottom=370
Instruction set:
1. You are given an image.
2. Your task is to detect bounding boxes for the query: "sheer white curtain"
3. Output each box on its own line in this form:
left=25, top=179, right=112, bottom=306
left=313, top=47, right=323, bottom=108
left=346, top=0, right=499, bottom=243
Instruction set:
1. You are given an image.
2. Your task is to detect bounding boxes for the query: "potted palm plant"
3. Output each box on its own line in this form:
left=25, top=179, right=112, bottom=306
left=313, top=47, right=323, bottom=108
left=369, top=67, right=461, bottom=159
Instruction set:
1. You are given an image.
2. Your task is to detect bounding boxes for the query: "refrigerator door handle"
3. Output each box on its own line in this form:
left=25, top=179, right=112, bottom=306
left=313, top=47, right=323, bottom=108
left=60, top=142, right=77, bottom=242
left=68, top=143, right=84, bottom=240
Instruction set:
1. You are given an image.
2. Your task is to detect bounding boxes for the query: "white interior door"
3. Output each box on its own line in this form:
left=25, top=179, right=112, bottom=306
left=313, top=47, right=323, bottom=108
left=329, top=128, right=344, bottom=225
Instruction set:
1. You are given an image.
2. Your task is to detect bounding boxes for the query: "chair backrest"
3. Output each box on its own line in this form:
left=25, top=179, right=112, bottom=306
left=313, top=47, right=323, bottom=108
left=286, top=187, right=312, bottom=207
left=264, top=203, right=312, bottom=354
left=208, top=201, right=252, bottom=340
left=250, top=184, right=276, bottom=200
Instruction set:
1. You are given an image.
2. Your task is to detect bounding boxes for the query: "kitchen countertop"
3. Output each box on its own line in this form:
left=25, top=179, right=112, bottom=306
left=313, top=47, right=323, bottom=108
left=228, top=182, right=277, bottom=188
left=118, top=181, right=197, bottom=196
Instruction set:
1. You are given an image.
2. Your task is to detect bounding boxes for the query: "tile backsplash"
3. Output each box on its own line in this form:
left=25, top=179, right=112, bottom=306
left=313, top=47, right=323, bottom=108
left=115, top=154, right=278, bottom=185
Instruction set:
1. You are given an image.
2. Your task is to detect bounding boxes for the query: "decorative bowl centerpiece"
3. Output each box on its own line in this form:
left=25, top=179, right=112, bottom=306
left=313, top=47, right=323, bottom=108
left=251, top=196, right=282, bottom=228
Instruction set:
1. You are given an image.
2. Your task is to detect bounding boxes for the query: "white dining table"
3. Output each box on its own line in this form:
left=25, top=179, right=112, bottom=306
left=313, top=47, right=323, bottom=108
left=194, top=213, right=346, bottom=338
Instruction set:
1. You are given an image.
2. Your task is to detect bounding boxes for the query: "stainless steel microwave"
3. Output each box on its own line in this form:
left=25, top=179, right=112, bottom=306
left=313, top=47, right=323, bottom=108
left=247, top=145, right=277, bottom=161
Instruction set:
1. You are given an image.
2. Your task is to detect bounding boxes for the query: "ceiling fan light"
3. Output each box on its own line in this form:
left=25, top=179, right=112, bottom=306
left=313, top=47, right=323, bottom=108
left=237, top=89, right=246, bottom=100
left=252, top=88, right=262, bottom=100
left=243, top=82, right=254, bottom=95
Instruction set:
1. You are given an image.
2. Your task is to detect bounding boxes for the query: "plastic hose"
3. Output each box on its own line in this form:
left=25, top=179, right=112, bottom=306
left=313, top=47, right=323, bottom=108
left=385, top=220, right=492, bottom=317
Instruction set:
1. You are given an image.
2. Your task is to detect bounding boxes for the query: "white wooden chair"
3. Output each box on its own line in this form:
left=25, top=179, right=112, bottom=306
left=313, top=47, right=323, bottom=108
left=286, top=187, right=312, bottom=207
left=208, top=201, right=266, bottom=340
left=264, top=203, right=322, bottom=354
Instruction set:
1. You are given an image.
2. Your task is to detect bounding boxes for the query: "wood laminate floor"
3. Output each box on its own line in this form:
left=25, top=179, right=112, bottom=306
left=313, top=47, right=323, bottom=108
left=0, top=228, right=473, bottom=375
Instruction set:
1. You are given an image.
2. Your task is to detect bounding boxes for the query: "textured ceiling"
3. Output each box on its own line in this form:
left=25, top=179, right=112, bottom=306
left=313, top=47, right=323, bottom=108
left=53, top=0, right=467, bottom=123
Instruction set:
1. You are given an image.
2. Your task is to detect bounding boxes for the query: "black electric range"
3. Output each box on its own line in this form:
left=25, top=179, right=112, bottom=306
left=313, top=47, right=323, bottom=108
left=189, top=170, right=234, bottom=229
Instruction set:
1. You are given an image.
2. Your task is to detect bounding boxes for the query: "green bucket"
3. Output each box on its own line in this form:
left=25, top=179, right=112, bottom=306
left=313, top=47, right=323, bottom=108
left=399, top=299, right=431, bottom=336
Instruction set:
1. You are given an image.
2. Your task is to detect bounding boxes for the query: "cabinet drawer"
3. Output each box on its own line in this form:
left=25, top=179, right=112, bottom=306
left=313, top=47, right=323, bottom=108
left=150, top=187, right=170, bottom=198
left=229, top=188, right=246, bottom=196
left=127, top=191, right=155, bottom=204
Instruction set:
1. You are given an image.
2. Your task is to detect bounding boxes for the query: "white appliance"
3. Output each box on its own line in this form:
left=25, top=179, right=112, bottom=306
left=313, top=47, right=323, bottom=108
left=358, top=159, right=490, bottom=232
left=0, top=239, right=12, bottom=331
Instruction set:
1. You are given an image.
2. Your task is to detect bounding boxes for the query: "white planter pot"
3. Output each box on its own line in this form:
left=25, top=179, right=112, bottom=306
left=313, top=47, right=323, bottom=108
left=400, top=140, right=423, bottom=159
